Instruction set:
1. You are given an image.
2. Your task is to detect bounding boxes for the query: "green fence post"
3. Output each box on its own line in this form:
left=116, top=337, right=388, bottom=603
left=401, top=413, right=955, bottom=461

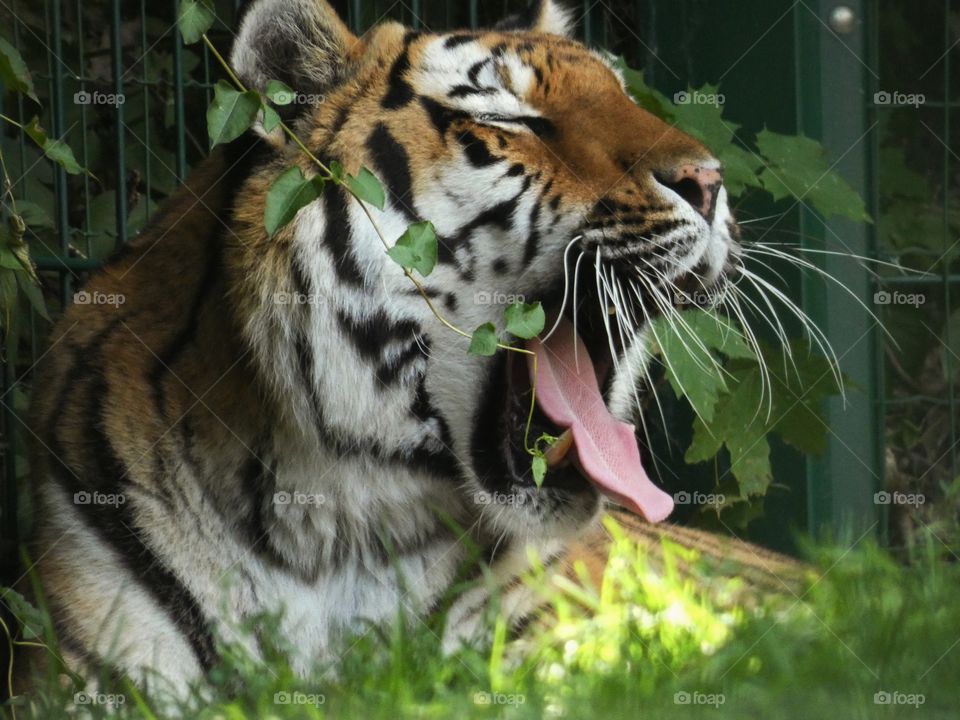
left=796, top=0, right=880, bottom=540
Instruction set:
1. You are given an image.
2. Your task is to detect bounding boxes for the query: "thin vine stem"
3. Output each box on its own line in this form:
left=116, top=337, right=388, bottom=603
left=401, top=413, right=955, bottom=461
left=200, top=33, right=546, bottom=457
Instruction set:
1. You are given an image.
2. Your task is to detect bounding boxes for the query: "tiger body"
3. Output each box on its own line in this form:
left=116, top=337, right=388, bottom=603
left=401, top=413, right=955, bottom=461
left=28, top=0, right=777, bottom=696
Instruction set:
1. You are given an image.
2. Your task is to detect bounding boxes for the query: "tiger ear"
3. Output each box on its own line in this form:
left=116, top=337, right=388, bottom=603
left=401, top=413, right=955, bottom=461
left=230, top=0, right=359, bottom=100
left=496, top=1, right=576, bottom=38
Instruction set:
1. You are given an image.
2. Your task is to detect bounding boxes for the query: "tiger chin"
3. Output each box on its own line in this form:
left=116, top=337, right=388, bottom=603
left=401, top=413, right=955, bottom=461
left=28, top=0, right=753, bottom=699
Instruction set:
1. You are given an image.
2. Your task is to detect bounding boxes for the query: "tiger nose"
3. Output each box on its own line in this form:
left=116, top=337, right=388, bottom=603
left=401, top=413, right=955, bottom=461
left=655, top=164, right=724, bottom=224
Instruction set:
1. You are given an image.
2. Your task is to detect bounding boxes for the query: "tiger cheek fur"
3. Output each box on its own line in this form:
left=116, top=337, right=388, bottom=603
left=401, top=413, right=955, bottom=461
left=28, top=0, right=742, bottom=693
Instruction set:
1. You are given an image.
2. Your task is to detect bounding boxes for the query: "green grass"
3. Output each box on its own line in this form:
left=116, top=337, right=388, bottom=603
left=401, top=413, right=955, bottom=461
left=5, top=520, right=960, bottom=719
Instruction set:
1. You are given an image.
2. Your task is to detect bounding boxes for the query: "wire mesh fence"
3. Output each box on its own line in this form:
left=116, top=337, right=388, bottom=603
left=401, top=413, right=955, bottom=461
left=2, top=0, right=953, bottom=567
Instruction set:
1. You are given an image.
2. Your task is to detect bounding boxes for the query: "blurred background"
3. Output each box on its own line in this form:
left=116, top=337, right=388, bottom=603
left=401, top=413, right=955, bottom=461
left=0, top=0, right=956, bottom=589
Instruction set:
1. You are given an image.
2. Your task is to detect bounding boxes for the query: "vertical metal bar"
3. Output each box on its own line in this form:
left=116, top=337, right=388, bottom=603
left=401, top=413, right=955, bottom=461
left=469, top=0, right=478, bottom=30
left=77, top=0, right=92, bottom=257
left=866, top=0, right=888, bottom=546
left=48, top=0, right=71, bottom=307
left=943, top=0, right=956, bottom=477
left=172, top=0, right=187, bottom=180
left=111, top=0, right=127, bottom=247
left=411, top=0, right=421, bottom=29
left=582, top=0, right=593, bottom=44
left=140, top=0, right=152, bottom=224
left=351, top=0, right=362, bottom=33
left=797, top=0, right=879, bottom=539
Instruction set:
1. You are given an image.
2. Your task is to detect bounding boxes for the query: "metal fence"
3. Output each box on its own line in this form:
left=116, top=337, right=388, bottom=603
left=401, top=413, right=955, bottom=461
left=1, top=0, right=952, bottom=567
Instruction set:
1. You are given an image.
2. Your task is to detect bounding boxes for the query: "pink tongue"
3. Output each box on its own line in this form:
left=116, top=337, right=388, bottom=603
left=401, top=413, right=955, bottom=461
left=527, top=317, right=674, bottom=523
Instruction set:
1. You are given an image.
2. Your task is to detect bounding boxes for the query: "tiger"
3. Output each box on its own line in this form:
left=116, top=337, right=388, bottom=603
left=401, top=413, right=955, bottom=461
left=24, top=0, right=800, bottom=698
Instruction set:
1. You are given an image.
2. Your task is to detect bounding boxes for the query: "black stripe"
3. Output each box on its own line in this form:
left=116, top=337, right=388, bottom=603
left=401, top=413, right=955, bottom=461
left=438, top=179, right=530, bottom=266
left=457, top=130, right=500, bottom=167
left=382, top=33, right=419, bottom=109
left=448, top=85, right=497, bottom=99
left=420, top=96, right=470, bottom=138
left=148, top=242, right=223, bottom=423
left=467, top=59, right=491, bottom=86
left=48, top=346, right=217, bottom=672
left=376, top=340, right=427, bottom=386
left=322, top=184, right=366, bottom=286
left=444, top=34, right=475, bottom=49
left=367, top=123, right=416, bottom=220
left=336, top=309, right=420, bottom=364
left=522, top=187, right=546, bottom=265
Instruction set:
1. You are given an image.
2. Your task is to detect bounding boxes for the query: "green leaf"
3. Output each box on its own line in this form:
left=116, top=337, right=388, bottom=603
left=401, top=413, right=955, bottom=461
left=264, top=166, right=325, bottom=237
left=0, top=37, right=38, bottom=102
left=177, top=0, right=215, bottom=45
left=468, top=323, right=499, bottom=356
left=0, top=587, right=45, bottom=640
left=329, top=160, right=346, bottom=182
left=651, top=310, right=756, bottom=423
left=23, top=118, right=84, bottom=175
left=532, top=455, right=547, bottom=488
left=755, top=129, right=870, bottom=222
left=504, top=302, right=546, bottom=340
left=387, top=221, right=438, bottom=277
left=265, top=80, right=295, bottom=105
left=15, top=271, right=50, bottom=321
left=262, top=106, right=282, bottom=133
left=15, top=201, right=54, bottom=229
left=206, top=81, right=261, bottom=148
left=684, top=367, right=772, bottom=497
left=344, top=167, right=386, bottom=210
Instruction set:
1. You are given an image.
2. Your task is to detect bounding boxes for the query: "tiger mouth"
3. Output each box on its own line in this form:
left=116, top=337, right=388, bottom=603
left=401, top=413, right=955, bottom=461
left=474, top=270, right=714, bottom=522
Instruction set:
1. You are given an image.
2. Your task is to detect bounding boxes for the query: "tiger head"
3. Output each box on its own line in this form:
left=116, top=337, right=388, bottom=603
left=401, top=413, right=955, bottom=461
left=230, top=0, right=740, bottom=544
